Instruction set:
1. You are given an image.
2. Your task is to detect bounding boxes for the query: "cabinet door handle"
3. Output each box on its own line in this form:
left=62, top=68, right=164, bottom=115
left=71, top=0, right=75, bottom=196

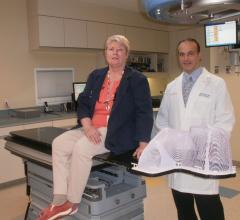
left=115, top=199, right=120, bottom=205
left=0, top=135, right=7, bottom=139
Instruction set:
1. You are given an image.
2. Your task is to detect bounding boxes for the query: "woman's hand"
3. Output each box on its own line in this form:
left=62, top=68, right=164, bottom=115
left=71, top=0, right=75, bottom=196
left=80, top=117, right=102, bottom=144
left=83, top=126, right=102, bottom=144
left=133, top=142, right=148, bottom=160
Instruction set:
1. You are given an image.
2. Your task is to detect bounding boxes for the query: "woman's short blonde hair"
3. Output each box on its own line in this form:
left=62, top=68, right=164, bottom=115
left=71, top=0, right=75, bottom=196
left=105, top=35, right=130, bottom=54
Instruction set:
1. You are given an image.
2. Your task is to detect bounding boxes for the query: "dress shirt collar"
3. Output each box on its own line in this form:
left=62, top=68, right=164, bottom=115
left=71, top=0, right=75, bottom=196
left=183, top=67, right=203, bottom=83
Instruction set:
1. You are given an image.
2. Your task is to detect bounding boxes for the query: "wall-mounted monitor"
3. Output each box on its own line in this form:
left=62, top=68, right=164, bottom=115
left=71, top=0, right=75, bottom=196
left=204, top=21, right=237, bottom=47
left=35, top=68, right=74, bottom=106
left=73, top=82, right=86, bottom=102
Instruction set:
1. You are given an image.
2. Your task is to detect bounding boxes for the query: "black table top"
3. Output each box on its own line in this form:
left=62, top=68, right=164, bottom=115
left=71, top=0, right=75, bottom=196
left=7, top=127, right=66, bottom=155
left=6, top=126, right=137, bottom=169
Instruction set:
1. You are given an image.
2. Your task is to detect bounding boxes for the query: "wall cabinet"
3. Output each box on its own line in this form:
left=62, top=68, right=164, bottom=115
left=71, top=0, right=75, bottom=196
left=23, top=121, right=53, bottom=129
left=155, top=30, right=169, bottom=54
left=28, top=16, right=169, bottom=53
left=125, top=27, right=169, bottom=53
left=87, top=22, right=108, bottom=49
left=38, top=16, right=65, bottom=47
left=52, top=118, right=77, bottom=129
left=27, top=0, right=169, bottom=52
left=30, top=16, right=87, bottom=49
left=0, top=125, right=25, bottom=184
left=0, top=139, right=25, bottom=184
left=125, top=27, right=156, bottom=52
left=64, top=19, right=87, bottom=48
left=107, top=24, right=126, bottom=37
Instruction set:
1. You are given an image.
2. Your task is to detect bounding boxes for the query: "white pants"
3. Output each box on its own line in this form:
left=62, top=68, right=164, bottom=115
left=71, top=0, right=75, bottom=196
left=52, top=127, right=109, bottom=203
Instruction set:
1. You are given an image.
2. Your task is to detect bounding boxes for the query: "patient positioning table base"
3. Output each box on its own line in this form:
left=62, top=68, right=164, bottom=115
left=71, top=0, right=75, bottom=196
left=4, top=127, right=145, bottom=220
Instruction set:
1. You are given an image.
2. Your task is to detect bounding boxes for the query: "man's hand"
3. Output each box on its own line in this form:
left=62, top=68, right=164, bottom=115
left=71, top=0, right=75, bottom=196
left=133, top=142, right=148, bottom=160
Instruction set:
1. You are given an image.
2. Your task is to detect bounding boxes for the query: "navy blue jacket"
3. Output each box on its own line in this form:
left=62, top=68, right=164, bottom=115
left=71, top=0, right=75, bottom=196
left=77, top=66, right=153, bottom=155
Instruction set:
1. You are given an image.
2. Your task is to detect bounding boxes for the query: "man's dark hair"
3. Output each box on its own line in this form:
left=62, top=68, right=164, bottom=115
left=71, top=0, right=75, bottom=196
left=177, top=38, right=201, bottom=53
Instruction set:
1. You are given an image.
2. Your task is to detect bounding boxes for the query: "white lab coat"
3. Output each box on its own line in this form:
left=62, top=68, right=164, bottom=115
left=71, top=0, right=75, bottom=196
left=156, top=68, right=235, bottom=194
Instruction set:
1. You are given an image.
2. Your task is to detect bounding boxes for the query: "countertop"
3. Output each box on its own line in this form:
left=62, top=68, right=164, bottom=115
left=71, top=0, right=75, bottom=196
left=0, top=108, right=159, bottom=128
left=0, top=111, right=77, bottom=128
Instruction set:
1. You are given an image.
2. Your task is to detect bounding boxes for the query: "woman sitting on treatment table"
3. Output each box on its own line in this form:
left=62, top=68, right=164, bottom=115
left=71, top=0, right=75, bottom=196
left=37, top=35, right=153, bottom=220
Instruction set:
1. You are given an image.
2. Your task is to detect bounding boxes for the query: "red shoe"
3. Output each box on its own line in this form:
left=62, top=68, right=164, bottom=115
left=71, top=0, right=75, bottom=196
left=37, top=201, right=78, bottom=220
left=69, top=204, right=79, bottom=215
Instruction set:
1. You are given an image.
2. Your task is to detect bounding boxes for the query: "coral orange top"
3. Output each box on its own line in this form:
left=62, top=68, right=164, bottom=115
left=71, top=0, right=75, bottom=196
left=92, top=76, right=120, bottom=128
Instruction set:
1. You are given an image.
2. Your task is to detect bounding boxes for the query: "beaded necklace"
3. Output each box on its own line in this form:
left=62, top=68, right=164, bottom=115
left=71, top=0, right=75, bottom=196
left=104, top=70, right=124, bottom=112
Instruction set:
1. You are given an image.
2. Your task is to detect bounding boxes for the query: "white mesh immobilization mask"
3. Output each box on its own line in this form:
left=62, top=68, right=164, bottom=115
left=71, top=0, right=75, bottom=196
left=132, top=127, right=236, bottom=178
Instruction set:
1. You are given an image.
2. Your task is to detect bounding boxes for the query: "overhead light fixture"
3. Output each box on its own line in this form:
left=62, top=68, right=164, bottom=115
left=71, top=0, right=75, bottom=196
left=140, top=0, right=240, bottom=25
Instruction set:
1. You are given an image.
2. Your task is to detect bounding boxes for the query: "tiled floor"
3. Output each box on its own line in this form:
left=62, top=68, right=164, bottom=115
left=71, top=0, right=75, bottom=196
left=1, top=168, right=240, bottom=220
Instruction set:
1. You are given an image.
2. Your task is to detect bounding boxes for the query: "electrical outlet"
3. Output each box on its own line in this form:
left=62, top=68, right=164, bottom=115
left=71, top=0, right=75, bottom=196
left=3, top=99, right=10, bottom=109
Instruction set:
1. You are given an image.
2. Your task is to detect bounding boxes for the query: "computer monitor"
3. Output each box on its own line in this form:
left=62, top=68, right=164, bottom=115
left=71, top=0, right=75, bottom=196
left=204, top=21, right=237, bottom=47
left=73, top=82, right=86, bottom=102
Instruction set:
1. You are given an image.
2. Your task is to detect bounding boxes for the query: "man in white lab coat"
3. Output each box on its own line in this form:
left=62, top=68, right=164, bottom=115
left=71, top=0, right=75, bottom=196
left=156, top=38, right=235, bottom=220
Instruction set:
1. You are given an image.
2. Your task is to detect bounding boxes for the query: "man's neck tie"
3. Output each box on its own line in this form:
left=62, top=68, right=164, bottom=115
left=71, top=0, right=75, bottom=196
left=182, top=76, right=194, bottom=106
